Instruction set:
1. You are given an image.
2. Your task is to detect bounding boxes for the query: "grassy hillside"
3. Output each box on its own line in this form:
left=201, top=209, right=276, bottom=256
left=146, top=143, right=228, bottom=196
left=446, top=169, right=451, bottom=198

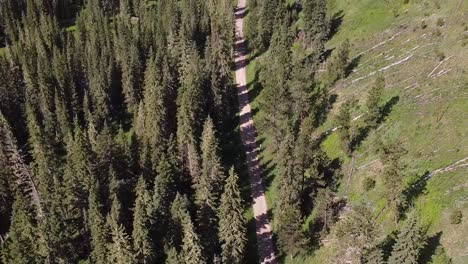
left=245, top=0, right=467, bottom=263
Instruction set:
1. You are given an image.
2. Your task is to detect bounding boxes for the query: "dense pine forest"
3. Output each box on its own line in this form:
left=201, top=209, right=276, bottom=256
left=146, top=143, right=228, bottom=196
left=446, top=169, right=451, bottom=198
left=0, top=0, right=467, bottom=263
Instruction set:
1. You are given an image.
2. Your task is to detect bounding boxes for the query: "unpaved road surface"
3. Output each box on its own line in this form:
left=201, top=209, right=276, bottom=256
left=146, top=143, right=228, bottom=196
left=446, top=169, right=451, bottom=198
left=234, top=0, right=277, bottom=263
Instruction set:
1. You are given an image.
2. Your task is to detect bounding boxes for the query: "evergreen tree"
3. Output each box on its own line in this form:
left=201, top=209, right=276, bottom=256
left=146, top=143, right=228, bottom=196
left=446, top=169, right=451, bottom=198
left=195, top=117, right=225, bottom=259
left=259, top=18, right=293, bottom=153
left=176, top=42, right=205, bottom=182
left=1, top=190, right=43, bottom=263
left=381, top=142, right=407, bottom=224
left=137, top=54, right=169, bottom=166
left=302, top=0, right=328, bottom=56
left=334, top=204, right=378, bottom=263
left=132, top=176, right=153, bottom=263
left=218, top=167, right=246, bottom=264
left=365, top=75, right=385, bottom=129
left=326, top=39, right=350, bottom=85
left=336, top=99, right=353, bottom=155
left=274, top=135, right=307, bottom=259
left=182, top=214, right=206, bottom=264
left=88, top=179, right=108, bottom=264
left=0, top=111, right=43, bottom=217
left=114, top=3, right=142, bottom=114
left=365, top=247, right=386, bottom=264
left=276, top=205, right=308, bottom=260
left=388, top=211, right=426, bottom=264
left=107, top=194, right=135, bottom=264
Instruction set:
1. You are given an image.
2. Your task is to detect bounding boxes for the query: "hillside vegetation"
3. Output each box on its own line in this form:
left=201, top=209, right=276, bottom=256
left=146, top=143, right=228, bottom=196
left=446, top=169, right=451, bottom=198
left=245, top=0, right=467, bottom=263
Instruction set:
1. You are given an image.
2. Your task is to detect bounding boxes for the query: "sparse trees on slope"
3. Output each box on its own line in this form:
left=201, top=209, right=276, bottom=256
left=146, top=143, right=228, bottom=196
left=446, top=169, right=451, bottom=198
left=218, top=167, right=246, bottom=264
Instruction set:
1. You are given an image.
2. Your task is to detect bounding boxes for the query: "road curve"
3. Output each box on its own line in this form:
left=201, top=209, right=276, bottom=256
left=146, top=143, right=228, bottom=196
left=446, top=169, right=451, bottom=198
left=234, top=0, right=277, bottom=263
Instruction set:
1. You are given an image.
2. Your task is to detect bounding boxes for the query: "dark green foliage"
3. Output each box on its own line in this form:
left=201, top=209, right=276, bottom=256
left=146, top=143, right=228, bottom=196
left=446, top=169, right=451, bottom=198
left=182, top=215, right=206, bottom=264
left=195, top=117, right=225, bottom=259
left=88, top=180, right=108, bottom=263
left=365, top=247, right=385, bottom=264
left=259, top=19, right=293, bottom=153
left=218, top=167, right=246, bottom=264
left=246, top=0, right=280, bottom=52
left=176, top=42, right=205, bottom=182
left=274, top=135, right=308, bottom=259
left=1, top=191, right=42, bottom=263
left=302, top=0, right=329, bottom=56
left=132, top=176, right=153, bottom=263
left=107, top=194, right=135, bottom=264
left=276, top=205, right=308, bottom=260
left=0, top=0, right=250, bottom=262
left=388, top=211, right=426, bottom=264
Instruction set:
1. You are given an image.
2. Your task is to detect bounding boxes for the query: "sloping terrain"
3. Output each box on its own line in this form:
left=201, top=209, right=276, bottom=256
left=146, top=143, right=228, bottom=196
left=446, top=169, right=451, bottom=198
left=245, top=0, right=467, bottom=263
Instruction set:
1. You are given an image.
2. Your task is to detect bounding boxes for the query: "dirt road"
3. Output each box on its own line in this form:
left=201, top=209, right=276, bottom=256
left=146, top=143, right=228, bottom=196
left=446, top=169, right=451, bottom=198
left=234, top=0, right=277, bottom=263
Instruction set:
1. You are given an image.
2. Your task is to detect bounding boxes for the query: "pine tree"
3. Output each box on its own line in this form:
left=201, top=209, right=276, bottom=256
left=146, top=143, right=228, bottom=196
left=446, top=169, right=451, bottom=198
left=302, top=0, right=328, bottom=56
left=381, top=142, right=407, bottom=224
left=365, top=247, right=385, bottom=264
left=274, top=135, right=308, bottom=259
left=176, top=42, right=205, bottom=182
left=114, top=4, right=142, bottom=114
left=336, top=99, right=353, bottom=155
left=181, top=214, right=206, bottom=264
left=276, top=205, right=308, bottom=260
left=138, top=54, right=168, bottom=165
left=218, top=167, right=246, bottom=264
left=107, top=194, right=135, bottom=264
left=365, top=75, right=385, bottom=129
left=132, top=176, right=153, bottom=263
left=195, top=117, right=225, bottom=259
left=88, top=179, right=108, bottom=264
left=0, top=111, right=43, bottom=217
left=259, top=18, right=293, bottom=153
left=326, top=39, right=350, bottom=85
left=388, top=211, right=426, bottom=264
left=1, top=190, right=43, bottom=263
left=334, top=204, right=378, bottom=263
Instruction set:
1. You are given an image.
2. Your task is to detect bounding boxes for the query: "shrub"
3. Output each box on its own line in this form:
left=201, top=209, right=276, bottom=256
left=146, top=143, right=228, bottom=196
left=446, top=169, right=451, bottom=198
left=435, top=48, right=445, bottom=61
left=363, top=177, right=376, bottom=191
left=450, top=210, right=462, bottom=224
left=421, top=20, right=427, bottom=29
left=436, top=18, right=445, bottom=27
